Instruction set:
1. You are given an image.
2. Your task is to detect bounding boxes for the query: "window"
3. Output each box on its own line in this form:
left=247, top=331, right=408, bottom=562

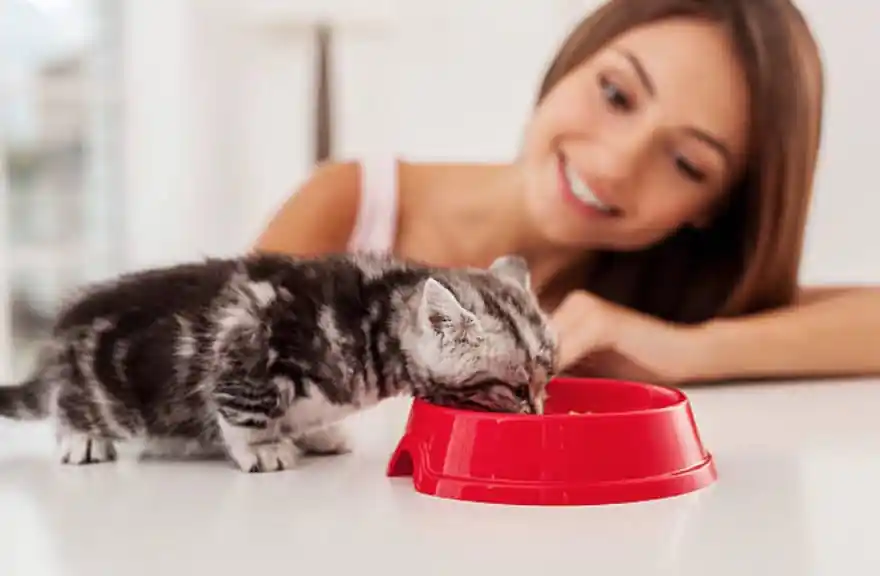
left=1, top=0, right=124, bottom=379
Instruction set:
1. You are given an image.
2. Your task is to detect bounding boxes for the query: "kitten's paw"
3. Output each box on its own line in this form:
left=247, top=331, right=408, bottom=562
left=59, top=433, right=117, bottom=465
left=228, top=438, right=300, bottom=473
left=294, top=425, right=352, bottom=455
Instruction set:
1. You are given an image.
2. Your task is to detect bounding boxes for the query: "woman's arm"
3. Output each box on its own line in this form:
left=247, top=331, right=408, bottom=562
left=550, top=286, right=880, bottom=385
left=690, top=285, right=880, bottom=381
left=253, top=161, right=362, bottom=256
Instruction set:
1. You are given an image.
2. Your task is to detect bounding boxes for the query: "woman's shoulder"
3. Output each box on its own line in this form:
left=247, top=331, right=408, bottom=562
left=255, top=156, right=415, bottom=255
left=253, top=160, right=364, bottom=255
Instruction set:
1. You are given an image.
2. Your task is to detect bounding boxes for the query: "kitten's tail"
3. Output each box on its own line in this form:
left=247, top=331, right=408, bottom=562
left=0, top=377, right=51, bottom=421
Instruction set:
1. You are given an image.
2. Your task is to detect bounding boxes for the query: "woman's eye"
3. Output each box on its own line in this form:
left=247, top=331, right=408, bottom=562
left=674, top=155, right=707, bottom=183
left=599, top=75, right=632, bottom=111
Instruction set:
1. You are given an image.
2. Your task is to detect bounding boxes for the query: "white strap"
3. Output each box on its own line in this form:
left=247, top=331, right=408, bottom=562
left=348, top=157, right=399, bottom=253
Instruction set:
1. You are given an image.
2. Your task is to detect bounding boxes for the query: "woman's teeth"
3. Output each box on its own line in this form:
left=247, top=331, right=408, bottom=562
left=563, top=159, right=616, bottom=214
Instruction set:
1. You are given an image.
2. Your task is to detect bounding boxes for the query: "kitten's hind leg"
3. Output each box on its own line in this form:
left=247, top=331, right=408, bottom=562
left=294, top=424, right=352, bottom=456
left=58, top=431, right=117, bottom=465
left=54, top=386, right=119, bottom=466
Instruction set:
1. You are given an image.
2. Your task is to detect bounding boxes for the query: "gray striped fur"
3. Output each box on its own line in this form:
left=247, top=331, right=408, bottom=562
left=0, top=252, right=557, bottom=472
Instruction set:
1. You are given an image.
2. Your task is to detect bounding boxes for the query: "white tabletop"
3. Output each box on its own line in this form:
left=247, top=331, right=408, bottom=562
left=1, top=377, right=879, bottom=576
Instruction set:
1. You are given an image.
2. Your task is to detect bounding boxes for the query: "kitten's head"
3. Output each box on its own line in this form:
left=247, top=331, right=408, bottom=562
left=407, top=255, right=558, bottom=414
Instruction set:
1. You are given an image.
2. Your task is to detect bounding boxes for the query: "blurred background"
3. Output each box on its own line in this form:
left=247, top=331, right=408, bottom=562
left=1, top=0, right=878, bottom=381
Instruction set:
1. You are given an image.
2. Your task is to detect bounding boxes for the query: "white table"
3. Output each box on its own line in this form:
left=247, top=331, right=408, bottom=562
left=1, top=377, right=878, bottom=576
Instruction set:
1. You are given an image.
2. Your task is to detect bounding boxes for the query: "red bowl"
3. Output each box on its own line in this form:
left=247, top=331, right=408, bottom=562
left=386, top=377, right=716, bottom=506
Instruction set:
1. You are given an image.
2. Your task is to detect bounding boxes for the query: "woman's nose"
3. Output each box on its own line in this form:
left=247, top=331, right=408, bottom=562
left=591, top=130, right=647, bottom=189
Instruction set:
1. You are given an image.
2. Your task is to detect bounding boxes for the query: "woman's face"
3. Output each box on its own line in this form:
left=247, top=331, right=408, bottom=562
left=520, top=17, right=750, bottom=251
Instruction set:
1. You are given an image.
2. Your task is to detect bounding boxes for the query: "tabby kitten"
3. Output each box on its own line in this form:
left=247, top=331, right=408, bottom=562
left=0, top=252, right=557, bottom=473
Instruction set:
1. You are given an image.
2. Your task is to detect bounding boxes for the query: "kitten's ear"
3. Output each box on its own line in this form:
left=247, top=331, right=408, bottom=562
left=420, top=278, right=477, bottom=334
left=488, top=255, right=531, bottom=291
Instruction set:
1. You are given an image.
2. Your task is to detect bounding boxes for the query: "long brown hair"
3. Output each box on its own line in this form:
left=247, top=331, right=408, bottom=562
left=539, top=0, right=824, bottom=323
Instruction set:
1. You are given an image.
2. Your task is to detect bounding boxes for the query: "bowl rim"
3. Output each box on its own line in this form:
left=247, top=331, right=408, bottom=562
left=412, top=377, right=689, bottom=421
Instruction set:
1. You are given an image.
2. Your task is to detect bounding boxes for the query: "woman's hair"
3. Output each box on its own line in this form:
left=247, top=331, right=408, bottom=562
left=538, top=0, right=824, bottom=323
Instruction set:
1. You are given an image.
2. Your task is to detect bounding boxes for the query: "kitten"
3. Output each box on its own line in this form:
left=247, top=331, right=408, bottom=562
left=0, top=252, right=557, bottom=473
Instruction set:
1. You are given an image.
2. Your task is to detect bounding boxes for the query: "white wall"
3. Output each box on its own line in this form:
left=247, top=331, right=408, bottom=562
left=119, top=0, right=880, bottom=284
left=0, top=141, right=11, bottom=381
left=121, top=0, right=209, bottom=270
left=795, top=1, right=880, bottom=284
left=118, top=0, right=577, bottom=270
left=391, top=0, right=568, bottom=161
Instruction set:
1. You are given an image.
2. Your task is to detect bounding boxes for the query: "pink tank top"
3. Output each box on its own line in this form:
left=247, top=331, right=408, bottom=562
left=346, top=157, right=400, bottom=254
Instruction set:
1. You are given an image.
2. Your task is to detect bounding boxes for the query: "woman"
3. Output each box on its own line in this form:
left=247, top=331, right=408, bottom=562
left=255, top=0, right=880, bottom=385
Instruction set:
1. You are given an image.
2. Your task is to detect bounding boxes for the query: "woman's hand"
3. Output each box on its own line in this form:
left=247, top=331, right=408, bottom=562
left=549, top=290, right=704, bottom=385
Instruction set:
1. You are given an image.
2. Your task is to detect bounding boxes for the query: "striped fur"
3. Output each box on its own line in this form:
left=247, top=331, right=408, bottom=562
left=0, top=253, right=557, bottom=473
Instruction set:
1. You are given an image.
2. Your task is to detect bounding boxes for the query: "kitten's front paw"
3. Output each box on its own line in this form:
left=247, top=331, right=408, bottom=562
left=228, top=438, right=300, bottom=473
left=294, top=424, right=352, bottom=455
left=59, top=433, right=117, bottom=465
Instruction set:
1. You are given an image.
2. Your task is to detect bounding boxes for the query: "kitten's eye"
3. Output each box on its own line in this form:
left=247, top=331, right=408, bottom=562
left=599, top=75, right=632, bottom=111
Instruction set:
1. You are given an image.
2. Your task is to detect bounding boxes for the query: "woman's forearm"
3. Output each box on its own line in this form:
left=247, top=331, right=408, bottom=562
left=690, top=287, right=880, bottom=382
